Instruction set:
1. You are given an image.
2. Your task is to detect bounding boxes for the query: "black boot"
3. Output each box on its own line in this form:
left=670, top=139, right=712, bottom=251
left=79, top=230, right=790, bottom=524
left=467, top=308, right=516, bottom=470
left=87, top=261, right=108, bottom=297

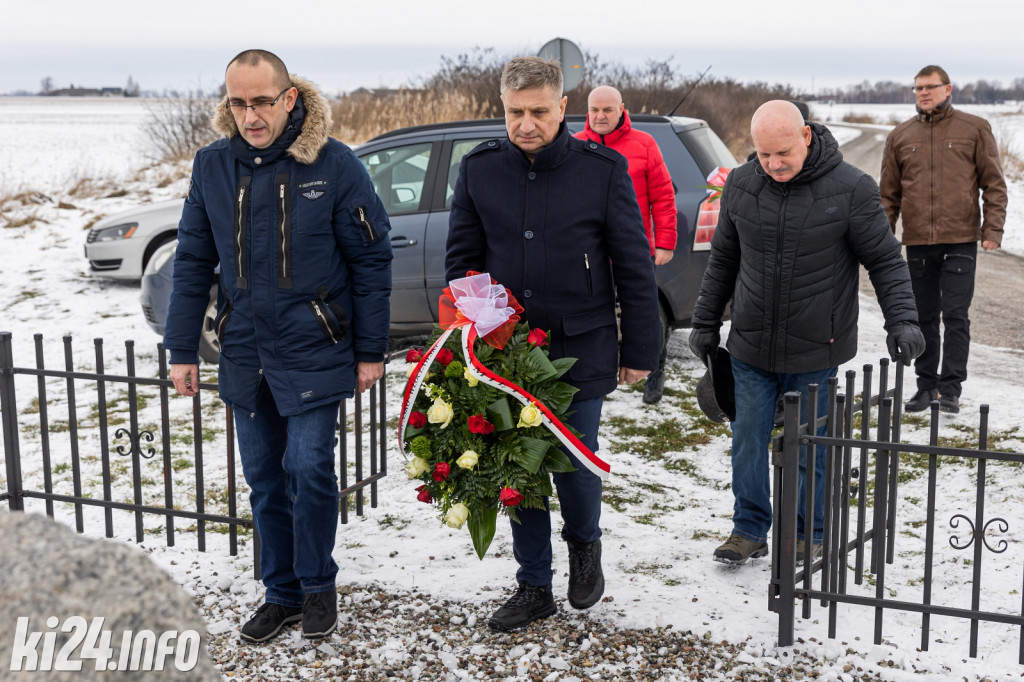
left=488, top=583, right=556, bottom=632
left=905, top=388, right=937, bottom=413
left=566, top=538, right=604, bottom=609
left=642, top=368, right=665, bottom=404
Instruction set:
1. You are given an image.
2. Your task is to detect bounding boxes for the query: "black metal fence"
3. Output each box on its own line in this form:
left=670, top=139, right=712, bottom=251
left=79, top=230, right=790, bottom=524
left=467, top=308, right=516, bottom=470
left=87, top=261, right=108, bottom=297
left=0, top=331, right=388, bottom=574
left=769, top=358, right=1024, bottom=662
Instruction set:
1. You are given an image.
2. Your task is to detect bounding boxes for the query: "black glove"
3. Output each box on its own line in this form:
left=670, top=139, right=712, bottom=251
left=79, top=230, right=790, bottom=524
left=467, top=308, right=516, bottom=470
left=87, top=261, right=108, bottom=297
left=885, top=322, right=925, bottom=366
left=688, top=327, right=720, bottom=364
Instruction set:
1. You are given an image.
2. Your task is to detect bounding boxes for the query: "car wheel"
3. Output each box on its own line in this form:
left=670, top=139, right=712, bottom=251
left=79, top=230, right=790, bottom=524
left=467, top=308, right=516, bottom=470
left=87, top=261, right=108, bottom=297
left=198, top=284, right=221, bottom=365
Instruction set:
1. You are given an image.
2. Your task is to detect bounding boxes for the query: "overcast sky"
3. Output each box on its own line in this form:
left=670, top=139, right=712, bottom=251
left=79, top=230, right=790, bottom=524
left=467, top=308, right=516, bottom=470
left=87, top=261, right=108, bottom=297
left=3, top=0, right=1022, bottom=97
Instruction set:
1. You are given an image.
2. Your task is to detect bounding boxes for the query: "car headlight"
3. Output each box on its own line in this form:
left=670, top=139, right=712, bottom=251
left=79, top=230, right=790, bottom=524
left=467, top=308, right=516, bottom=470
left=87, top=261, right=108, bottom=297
left=91, top=222, right=138, bottom=241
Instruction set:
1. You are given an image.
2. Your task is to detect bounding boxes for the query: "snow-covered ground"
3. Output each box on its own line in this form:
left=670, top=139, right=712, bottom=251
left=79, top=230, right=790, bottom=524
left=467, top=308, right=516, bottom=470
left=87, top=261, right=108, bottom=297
left=2, top=98, right=1024, bottom=680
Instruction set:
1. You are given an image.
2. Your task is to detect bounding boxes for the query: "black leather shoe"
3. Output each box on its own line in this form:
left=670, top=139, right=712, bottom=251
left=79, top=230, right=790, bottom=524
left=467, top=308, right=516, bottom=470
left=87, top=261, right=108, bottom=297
left=240, top=602, right=302, bottom=643
left=488, top=584, right=556, bottom=632
left=905, top=388, right=937, bottom=413
left=566, top=538, right=605, bottom=609
left=642, top=369, right=665, bottom=404
left=302, top=591, right=338, bottom=639
left=939, top=394, right=960, bottom=414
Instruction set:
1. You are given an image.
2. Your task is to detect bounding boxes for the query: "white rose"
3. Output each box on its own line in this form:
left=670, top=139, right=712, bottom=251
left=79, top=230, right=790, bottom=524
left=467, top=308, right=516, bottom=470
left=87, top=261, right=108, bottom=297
left=517, top=402, right=543, bottom=428
left=444, top=502, right=470, bottom=529
left=427, top=397, right=454, bottom=429
left=456, top=450, right=479, bottom=469
left=405, top=456, right=429, bottom=479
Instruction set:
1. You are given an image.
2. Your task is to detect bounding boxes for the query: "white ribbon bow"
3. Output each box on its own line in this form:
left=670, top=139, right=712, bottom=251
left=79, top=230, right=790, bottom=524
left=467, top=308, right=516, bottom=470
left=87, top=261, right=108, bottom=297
left=449, top=272, right=516, bottom=339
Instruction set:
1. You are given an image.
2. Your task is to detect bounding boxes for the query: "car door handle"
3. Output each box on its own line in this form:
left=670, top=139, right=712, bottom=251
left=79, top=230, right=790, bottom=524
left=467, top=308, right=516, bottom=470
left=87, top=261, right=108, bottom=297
left=390, top=237, right=419, bottom=248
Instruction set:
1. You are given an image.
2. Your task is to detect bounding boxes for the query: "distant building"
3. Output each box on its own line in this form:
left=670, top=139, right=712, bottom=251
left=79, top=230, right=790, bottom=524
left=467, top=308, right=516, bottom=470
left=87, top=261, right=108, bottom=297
left=46, top=87, right=124, bottom=97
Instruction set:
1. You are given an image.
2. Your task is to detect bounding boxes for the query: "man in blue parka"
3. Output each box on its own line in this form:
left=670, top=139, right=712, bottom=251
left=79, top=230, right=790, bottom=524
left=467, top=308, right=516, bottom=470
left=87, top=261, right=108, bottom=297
left=164, top=49, right=392, bottom=643
left=446, top=57, right=661, bottom=632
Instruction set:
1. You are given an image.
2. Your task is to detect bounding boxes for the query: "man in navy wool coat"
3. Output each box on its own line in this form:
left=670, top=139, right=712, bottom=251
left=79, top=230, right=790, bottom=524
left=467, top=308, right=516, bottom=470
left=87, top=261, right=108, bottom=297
left=446, top=56, right=661, bottom=632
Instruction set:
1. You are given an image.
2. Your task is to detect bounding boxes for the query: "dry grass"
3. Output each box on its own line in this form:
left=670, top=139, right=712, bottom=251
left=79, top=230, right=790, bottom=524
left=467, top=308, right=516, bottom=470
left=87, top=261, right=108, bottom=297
left=0, top=190, right=50, bottom=228
left=66, top=172, right=118, bottom=198
left=331, top=89, right=491, bottom=145
left=992, top=118, right=1024, bottom=181
left=842, top=112, right=878, bottom=124
left=328, top=51, right=799, bottom=160
left=2, top=209, right=43, bottom=229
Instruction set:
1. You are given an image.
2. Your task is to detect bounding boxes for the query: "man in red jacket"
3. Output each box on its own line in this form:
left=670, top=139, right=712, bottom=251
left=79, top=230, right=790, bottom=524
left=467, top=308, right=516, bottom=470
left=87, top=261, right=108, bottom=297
left=576, top=85, right=678, bottom=403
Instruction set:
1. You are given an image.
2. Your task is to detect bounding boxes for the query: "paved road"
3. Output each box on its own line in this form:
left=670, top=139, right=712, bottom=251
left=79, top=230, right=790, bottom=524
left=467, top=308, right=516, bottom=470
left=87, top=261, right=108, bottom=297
left=833, top=123, right=1024, bottom=354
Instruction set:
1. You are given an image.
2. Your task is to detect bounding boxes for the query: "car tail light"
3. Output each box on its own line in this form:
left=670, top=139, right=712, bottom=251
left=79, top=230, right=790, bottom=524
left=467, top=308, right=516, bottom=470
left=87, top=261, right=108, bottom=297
left=692, top=166, right=732, bottom=252
left=693, top=197, right=720, bottom=252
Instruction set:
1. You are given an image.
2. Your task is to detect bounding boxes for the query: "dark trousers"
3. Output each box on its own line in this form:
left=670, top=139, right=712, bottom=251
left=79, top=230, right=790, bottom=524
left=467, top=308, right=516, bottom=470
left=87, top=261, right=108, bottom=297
left=510, top=396, right=604, bottom=587
left=906, top=242, right=977, bottom=398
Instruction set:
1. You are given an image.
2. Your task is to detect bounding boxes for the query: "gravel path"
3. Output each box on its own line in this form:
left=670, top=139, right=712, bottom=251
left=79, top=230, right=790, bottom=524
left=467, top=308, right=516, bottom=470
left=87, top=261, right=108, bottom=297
left=191, top=577, right=893, bottom=681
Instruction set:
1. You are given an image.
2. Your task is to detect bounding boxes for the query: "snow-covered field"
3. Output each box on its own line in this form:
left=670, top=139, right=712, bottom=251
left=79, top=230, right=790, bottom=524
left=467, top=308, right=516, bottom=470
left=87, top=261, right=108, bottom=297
left=2, top=98, right=1024, bottom=680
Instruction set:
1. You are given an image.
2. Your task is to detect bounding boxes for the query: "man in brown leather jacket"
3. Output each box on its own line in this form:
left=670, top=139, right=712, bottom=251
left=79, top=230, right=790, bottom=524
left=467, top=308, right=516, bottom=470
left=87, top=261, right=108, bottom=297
left=880, top=65, right=1007, bottom=414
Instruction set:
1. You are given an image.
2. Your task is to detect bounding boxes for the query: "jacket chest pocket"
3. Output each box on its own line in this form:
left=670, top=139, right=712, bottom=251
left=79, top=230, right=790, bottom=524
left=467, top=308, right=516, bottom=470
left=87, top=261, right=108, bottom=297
left=274, top=175, right=336, bottom=289
left=895, top=143, right=925, bottom=170
left=943, top=138, right=975, bottom=160
left=287, top=181, right=338, bottom=288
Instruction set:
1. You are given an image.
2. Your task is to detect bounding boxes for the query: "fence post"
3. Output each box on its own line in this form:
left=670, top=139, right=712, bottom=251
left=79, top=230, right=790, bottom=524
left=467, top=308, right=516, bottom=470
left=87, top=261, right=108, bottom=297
left=1, top=332, right=24, bottom=510
left=777, top=390, right=802, bottom=647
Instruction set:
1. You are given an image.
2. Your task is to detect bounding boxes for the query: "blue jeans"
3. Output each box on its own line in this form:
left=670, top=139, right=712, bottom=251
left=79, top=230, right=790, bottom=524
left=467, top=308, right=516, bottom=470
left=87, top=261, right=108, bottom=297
left=729, top=356, right=837, bottom=544
left=234, top=380, right=340, bottom=607
left=510, top=396, right=604, bottom=587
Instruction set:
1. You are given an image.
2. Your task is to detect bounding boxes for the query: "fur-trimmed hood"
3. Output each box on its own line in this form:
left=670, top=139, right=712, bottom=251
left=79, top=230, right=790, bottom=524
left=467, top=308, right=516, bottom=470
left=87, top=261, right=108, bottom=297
left=212, top=74, right=333, bottom=165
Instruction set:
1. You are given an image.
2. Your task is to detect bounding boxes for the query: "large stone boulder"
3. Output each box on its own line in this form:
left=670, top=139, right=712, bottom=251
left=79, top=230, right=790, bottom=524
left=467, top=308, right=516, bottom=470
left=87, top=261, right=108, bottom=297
left=0, top=512, right=220, bottom=680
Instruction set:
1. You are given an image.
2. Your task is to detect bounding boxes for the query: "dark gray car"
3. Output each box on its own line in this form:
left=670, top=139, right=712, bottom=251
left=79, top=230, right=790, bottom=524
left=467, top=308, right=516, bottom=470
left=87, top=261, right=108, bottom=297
left=141, top=114, right=736, bottom=363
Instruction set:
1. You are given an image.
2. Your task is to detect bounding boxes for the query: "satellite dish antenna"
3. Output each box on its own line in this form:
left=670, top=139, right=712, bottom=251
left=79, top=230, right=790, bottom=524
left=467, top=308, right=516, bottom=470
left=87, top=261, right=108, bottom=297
left=537, top=37, right=584, bottom=92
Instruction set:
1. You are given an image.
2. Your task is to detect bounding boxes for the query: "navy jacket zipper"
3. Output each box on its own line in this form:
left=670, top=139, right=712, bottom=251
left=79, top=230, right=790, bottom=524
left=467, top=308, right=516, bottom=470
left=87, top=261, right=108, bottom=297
left=234, top=176, right=252, bottom=289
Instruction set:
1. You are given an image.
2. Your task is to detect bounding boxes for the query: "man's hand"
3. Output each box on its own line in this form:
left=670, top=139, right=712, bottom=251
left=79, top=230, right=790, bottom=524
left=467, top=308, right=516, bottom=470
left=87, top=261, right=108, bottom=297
left=170, top=364, right=199, bottom=397
left=885, top=322, right=925, bottom=366
left=982, top=240, right=999, bottom=251
left=357, top=361, right=384, bottom=393
left=618, top=367, right=650, bottom=385
left=653, top=248, right=674, bottom=266
left=687, top=327, right=720, bottom=364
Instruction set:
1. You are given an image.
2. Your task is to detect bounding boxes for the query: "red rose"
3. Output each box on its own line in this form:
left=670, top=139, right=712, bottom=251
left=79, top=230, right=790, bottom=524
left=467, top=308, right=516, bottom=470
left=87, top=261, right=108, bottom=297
left=408, top=411, right=427, bottom=429
left=416, top=485, right=433, bottom=503
left=433, top=462, right=451, bottom=482
left=435, top=348, right=454, bottom=366
left=467, top=414, right=495, bottom=434
left=499, top=487, right=524, bottom=507
left=527, top=328, right=548, bottom=347
left=406, top=348, right=424, bottom=363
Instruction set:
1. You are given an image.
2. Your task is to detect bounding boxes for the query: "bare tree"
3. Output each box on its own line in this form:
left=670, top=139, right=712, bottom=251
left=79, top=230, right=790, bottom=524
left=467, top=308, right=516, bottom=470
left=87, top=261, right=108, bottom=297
left=143, top=93, right=218, bottom=162
left=125, top=76, right=140, bottom=97
left=40, top=76, right=53, bottom=95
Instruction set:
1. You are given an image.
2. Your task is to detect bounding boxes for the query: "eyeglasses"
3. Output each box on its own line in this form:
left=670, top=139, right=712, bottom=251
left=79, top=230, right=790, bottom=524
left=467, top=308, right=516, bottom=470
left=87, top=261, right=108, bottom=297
left=912, top=83, right=948, bottom=94
left=226, top=87, right=292, bottom=114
